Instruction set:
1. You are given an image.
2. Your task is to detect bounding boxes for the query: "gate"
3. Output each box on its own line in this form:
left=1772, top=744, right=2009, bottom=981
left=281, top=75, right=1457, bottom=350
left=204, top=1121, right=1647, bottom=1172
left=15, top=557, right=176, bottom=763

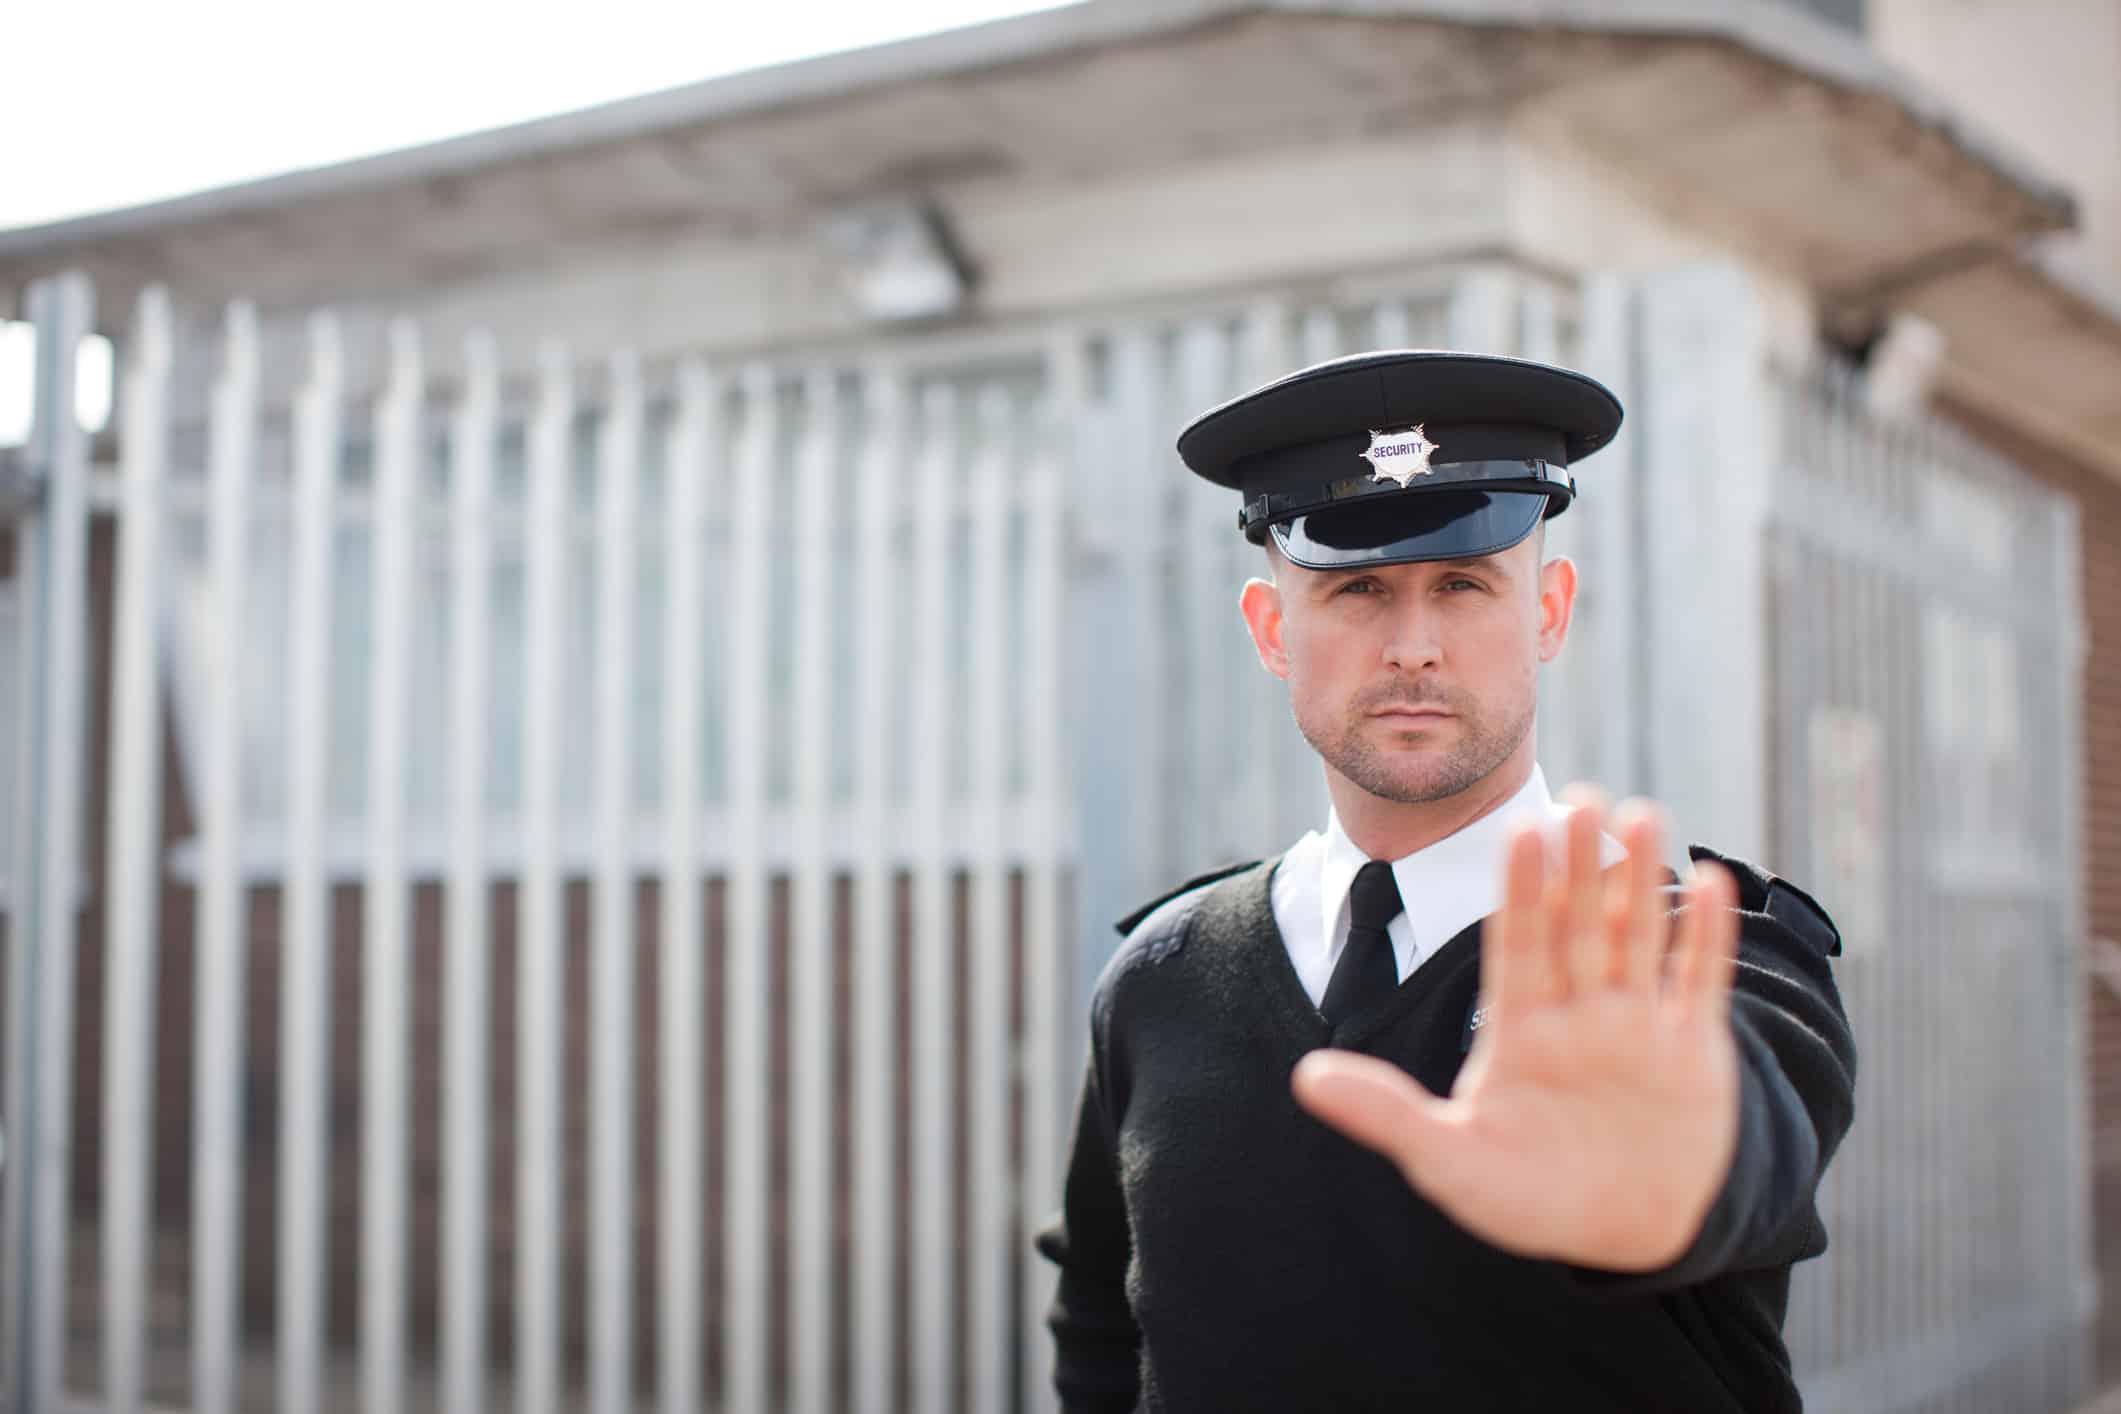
left=0, top=263, right=2097, bottom=1414
left=1769, top=358, right=2091, bottom=1412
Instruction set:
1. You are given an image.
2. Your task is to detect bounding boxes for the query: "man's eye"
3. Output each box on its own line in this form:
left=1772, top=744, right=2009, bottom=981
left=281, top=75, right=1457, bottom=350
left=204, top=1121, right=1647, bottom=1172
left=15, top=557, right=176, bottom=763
left=1337, top=579, right=1378, bottom=596
left=1442, top=578, right=1482, bottom=592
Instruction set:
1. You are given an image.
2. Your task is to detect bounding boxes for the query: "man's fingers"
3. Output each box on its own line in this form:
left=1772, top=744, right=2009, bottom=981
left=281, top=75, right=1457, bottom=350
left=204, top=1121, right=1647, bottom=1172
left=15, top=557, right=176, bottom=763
left=1669, top=861, right=1740, bottom=1023
left=1291, top=1049, right=1452, bottom=1181
left=1484, top=822, right=1551, bottom=1020
left=1558, top=788, right=1608, bottom=996
left=1694, top=863, right=1741, bottom=1015
left=1611, top=800, right=1669, bottom=993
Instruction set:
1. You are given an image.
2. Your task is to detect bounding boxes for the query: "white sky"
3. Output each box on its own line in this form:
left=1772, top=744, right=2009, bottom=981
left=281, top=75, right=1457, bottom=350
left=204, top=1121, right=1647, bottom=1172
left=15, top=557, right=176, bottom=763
left=0, top=0, right=1065, bottom=443
left=3, top=0, right=1065, bottom=232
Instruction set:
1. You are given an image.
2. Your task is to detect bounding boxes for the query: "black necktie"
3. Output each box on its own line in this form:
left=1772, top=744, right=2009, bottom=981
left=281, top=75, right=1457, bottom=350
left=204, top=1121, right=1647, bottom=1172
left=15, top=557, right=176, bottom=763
left=1320, top=860, right=1404, bottom=1027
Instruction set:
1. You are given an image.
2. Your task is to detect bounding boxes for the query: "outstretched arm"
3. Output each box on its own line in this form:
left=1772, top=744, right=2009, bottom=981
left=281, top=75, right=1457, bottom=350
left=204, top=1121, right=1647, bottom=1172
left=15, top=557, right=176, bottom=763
left=1292, top=795, right=1854, bottom=1279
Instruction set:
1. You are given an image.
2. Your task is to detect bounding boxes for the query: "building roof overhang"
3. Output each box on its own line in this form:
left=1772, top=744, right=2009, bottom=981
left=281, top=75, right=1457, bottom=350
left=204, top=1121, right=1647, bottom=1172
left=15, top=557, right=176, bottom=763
left=2, top=0, right=2114, bottom=474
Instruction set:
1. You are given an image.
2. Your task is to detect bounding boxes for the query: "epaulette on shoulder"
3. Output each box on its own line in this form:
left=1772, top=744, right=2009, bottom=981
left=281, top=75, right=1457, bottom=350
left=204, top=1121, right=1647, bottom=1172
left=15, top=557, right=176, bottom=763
left=1686, top=844, right=1843, bottom=957
left=1113, top=859, right=1261, bottom=938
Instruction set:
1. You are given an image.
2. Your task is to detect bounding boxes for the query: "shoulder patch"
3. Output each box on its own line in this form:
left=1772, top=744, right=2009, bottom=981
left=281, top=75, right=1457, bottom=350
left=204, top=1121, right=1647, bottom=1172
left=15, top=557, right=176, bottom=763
left=1092, top=862, right=1262, bottom=1037
left=1113, top=859, right=1262, bottom=937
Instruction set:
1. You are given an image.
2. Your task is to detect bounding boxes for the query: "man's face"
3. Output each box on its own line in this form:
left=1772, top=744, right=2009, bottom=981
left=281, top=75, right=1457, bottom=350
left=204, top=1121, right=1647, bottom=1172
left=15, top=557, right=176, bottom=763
left=1239, top=530, right=1576, bottom=805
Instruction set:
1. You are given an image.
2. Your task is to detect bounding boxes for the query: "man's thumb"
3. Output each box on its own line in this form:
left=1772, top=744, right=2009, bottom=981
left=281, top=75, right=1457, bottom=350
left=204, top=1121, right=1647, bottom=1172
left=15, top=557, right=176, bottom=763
left=1291, top=1049, right=1449, bottom=1175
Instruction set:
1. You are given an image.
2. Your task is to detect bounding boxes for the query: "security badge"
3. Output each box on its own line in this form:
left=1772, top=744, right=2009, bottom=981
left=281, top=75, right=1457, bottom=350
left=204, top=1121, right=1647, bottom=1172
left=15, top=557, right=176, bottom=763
left=1361, top=424, right=1438, bottom=488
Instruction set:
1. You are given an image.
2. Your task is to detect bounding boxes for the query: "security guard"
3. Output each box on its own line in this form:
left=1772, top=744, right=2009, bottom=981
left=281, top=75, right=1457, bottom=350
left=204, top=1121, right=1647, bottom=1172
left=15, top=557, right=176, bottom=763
left=1036, top=351, right=1856, bottom=1413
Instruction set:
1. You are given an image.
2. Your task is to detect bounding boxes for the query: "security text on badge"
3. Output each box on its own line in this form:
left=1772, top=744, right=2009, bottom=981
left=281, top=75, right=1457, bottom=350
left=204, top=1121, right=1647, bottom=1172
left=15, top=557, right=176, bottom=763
left=1361, top=424, right=1439, bottom=487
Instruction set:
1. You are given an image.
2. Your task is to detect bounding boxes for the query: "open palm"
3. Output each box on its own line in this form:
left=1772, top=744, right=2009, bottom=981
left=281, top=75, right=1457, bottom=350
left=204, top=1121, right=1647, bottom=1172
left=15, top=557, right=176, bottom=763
left=1291, top=796, right=1741, bottom=1272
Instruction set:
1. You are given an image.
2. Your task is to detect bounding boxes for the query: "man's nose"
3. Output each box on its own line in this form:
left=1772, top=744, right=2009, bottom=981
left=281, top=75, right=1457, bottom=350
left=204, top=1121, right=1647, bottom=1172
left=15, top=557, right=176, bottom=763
left=1381, top=601, right=1443, bottom=672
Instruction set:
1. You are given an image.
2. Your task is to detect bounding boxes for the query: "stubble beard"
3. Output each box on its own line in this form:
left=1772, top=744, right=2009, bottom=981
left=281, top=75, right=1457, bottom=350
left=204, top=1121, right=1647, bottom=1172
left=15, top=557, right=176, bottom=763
left=1298, top=678, right=1535, bottom=806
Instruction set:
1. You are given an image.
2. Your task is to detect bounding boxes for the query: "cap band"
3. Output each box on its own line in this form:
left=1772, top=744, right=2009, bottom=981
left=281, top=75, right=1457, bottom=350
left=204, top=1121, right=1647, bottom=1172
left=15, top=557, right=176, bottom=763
left=1269, top=489, right=1551, bottom=570
left=1239, top=457, right=1573, bottom=541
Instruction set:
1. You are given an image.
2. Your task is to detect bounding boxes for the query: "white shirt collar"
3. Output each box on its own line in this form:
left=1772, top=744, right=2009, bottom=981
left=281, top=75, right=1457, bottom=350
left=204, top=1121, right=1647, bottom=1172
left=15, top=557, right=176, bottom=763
left=1314, top=764, right=1610, bottom=972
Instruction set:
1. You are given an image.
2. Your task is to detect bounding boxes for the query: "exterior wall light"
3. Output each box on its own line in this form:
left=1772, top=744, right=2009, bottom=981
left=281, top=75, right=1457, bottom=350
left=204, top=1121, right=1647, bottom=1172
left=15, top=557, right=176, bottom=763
left=816, top=196, right=975, bottom=323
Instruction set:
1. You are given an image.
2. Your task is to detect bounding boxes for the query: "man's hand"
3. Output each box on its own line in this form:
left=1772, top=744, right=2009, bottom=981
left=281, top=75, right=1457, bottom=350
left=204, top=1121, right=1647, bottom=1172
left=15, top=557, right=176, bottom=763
left=1290, top=795, right=1742, bottom=1272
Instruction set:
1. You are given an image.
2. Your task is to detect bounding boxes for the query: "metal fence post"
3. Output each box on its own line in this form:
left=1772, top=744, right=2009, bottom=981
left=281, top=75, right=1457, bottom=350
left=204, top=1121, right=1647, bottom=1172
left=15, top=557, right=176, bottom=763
left=2, top=271, right=94, bottom=1414
left=1631, top=264, right=1774, bottom=861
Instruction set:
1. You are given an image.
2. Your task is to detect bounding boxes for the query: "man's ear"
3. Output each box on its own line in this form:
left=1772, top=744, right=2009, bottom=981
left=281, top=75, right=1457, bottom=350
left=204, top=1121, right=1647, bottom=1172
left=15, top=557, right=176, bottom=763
left=1537, top=554, right=1577, bottom=664
left=1240, top=577, right=1290, bottom=680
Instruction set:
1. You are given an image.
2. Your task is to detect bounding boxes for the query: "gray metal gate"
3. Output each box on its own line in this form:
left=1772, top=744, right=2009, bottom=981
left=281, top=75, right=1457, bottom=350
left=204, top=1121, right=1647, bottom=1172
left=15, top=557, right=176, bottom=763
left=1769, top=358, right=2091, bottom=1413
left=0, top=262, right=2097, bottom=1413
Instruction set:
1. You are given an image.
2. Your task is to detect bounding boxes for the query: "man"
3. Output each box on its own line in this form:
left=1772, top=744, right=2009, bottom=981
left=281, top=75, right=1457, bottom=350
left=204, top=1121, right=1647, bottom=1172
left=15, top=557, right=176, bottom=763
left=1036, top=350, right=1856, bottom=1413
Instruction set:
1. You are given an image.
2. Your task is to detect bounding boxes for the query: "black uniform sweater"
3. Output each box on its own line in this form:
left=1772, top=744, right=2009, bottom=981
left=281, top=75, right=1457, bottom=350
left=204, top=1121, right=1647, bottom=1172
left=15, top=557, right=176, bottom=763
left=1036, top=846, right=1856, bottom=1414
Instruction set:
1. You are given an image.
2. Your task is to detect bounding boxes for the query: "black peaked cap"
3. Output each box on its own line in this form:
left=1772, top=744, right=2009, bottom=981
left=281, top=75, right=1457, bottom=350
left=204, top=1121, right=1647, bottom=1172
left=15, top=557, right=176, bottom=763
left=1177, top=349, right=1622, bottom=488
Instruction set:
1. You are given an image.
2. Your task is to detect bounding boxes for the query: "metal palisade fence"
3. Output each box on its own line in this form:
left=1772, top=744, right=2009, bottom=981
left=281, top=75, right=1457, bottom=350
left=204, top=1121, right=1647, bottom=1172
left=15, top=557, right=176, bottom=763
left=2, top=273, right=1076, bottom=1414
left=0, top=262, right=2097, bottom=1414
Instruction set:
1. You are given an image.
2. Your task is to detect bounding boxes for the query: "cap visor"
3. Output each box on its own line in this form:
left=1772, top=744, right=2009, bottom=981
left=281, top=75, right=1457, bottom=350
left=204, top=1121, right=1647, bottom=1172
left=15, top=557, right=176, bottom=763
left=1270, top=490, right=1548, bottom=570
